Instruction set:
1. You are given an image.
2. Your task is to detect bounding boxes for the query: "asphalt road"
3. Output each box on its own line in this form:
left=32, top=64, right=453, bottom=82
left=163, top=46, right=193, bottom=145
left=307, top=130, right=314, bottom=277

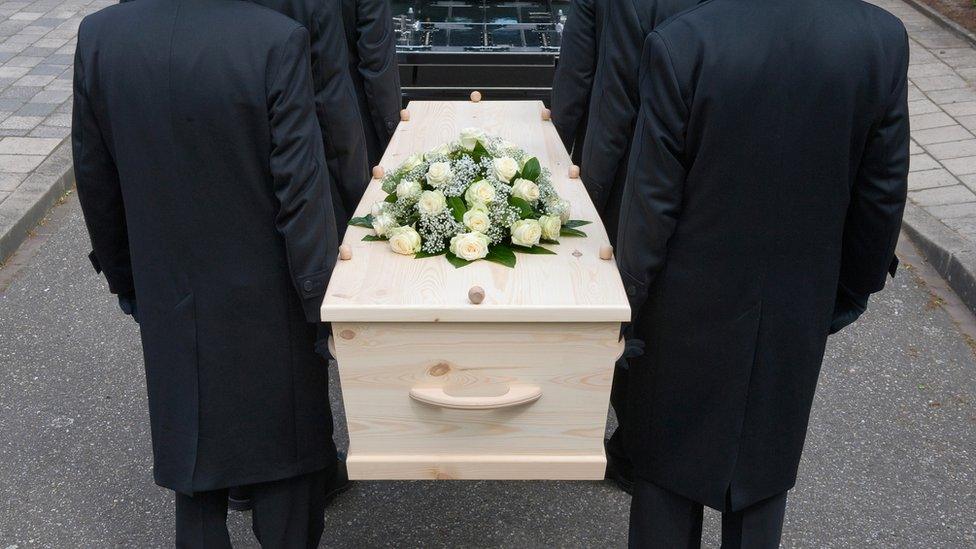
left=1, top=196, right=975, bottom=548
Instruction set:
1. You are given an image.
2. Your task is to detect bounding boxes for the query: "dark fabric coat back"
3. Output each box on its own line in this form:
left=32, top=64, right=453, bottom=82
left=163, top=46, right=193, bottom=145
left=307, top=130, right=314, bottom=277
left=580, top=0, right=701, bottom=245
left=550, top=0, right=605, bottom=165
left=249, top=0, right=368, bottom=233
left=616, top=0, right=909, bottom=511
left=341, top=0, right=402, bottom=166
left=73, top=0, right=339, bottom=495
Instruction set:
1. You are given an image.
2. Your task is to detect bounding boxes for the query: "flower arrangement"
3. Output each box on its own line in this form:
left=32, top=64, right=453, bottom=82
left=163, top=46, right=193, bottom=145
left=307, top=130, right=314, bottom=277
left=348, top=128, right=591, bottom=268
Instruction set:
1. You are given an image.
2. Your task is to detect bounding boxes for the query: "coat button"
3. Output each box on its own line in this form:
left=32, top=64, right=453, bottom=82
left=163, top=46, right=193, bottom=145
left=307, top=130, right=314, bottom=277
left=626, top=285, right=636, bottom=296
left=386, top=120, right=396, bottom=130
left=303, top=280, right=314, bottom=292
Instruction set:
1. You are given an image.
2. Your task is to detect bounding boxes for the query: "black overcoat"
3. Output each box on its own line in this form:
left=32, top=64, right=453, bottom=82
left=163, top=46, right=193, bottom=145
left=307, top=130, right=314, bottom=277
left=580, top=0, right=700, bottom=245
left=73, top=0, right=339, bottom=495
left=249, top=0, right=369, bottom=233
left=341, top=0, right=402, bottom=166
left=550, top=0, right=603, bottom=165
left=616, top=0, right=909, bottom=512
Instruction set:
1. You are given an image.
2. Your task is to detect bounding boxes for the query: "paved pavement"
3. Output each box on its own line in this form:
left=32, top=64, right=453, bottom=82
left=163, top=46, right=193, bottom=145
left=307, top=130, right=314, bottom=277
left=1, top=196, right=975, bottom=547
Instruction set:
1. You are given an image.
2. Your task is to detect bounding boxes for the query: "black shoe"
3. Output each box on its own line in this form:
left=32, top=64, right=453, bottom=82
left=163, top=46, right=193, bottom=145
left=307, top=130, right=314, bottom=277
left=605, top=440, right=635, bottom=495
left=228, top=487, right=253, bottom=512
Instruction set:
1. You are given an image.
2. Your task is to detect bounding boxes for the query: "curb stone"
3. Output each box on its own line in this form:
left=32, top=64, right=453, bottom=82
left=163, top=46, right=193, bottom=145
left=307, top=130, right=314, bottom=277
left=901, top=200, right=976, bottom=313
left=0, top=138, right=74, bottom=264
left=900, top=0, right=976, bottom=48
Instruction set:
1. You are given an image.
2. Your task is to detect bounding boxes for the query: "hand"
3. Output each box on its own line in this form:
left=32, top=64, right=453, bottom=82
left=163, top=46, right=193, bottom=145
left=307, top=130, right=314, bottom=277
left=117, top=292, right=139, bottom=323
left=619, top=323, right=645, bottom=359
left=829, top=284, right=869, bottom=334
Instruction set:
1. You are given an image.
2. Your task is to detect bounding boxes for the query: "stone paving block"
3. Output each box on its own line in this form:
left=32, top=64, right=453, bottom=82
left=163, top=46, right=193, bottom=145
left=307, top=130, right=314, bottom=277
left=911, top=111, right=957, bottom=129
left=43, top=112, right=68, bottom=127
left=1, top=86, right=42, bottom=99
left=31, top=89, right=69, bottom=103
left=0, top=65, right=29, bottom=78
left=910, top=140, right=924, bottom=155
left=4, top=55, right=43, bottom=68
left=909, top=168, right=959, bottom=191
left=928, top=88, right=976, bottom=105
left=926, top=202, right=976, bottom=220
left=910, top=153, right=941, bottom=172
left=908, top=62, right=956, bottom=78
left=960, top=173, right=976, bottom=193
left=0, top=153, right=46, bottom=172
left=14, top=73, right=54, bottom=87
left=912, top=31, right=972, bottom=50
left=0, top=189, right=9, bottom=204
left=0, top=114, right=41, bottom=130
left=10, top=12, right=43, bottom=21
left=913, top=125, right=973, bottom=145
left=910, top=184, right=976, bottom=206
left=943, top=101, right=976, bottom=117
left=28, top=125, right=68, bottom=138
left=907, top=86, right=925, bottom=101
left=927, top=139, right=976, bottom=160
left=0, top=136, right=62, bottom=155
left=0, top=41, right=28, bottom=53
left=909, top=98, right=942, bottom=115
left=0, top=171, right=25, bottom=191
left=15, top=102, right=56, bottom=116
left=912, top=74, right=969, bottom=92
left=27, top=64, right=65, bottom=76
left=44, top=53, right=72, bottom=65
left=958, top=115, right=976, bottom=132
left=941, top=156, right=976, bottom=176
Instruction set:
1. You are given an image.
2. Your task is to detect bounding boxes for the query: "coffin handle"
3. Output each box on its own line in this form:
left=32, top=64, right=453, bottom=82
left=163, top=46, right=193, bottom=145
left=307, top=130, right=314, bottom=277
left=409, top=385, right=542, bottom=410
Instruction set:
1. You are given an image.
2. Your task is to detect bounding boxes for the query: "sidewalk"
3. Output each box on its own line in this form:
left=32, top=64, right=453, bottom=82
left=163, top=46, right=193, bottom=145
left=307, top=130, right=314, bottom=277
left=1, top=0, right=976, bottom=304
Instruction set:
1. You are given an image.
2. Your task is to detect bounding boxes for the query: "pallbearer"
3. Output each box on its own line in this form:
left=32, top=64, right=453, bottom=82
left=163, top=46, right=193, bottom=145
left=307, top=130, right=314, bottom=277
left=341, top=0, right=403, bottom=166
left=617, top=0, right=909, bottom=546
left=73, top=0, right=340, bottom=544
left=572, top=0, right=702, bottom=494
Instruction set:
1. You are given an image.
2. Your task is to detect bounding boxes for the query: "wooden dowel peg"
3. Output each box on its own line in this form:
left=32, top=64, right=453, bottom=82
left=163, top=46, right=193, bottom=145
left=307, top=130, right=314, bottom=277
left=372, top=165, right=385, bottom=179
left=569, top=165, right=580, bottom=179
left=599, top=245, right=614, bottom=260
left=468, top=285, right=485, bottom=305
left=339, top=244, right=353, bottom=260
left=541, top=107, right=551, bottom=121
left=400, top=109, right=410, bottom=121
left=470, top=90, right=482, bottom=103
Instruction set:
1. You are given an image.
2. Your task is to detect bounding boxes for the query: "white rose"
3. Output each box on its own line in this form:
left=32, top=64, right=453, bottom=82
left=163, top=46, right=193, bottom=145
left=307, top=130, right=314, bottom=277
left=450, top=231, right=490, bottom=261
left=497, top=139, right=517, bottom=152
left=401, top=154, right=423, bottom=171
left=426, top=162, right=453, bottom=188
left=511, top=178, right=540, bottom=202
left=539, top=215, right=561, bottom=240
left=388, top=226, right=422, bottom=255
left=464, top=179, right=496, bottom=204
left=510, top=218, right=542, bottom=247
left=370, top=201, right=387, bottom=217
left=460, top=127, right=484, bottom=151
left=463, top=209, right=491, bottom=233
left=425, top=142, right=452, bottom=159
left=417, top=190, right=447, bottom=217
left=396, top=179, right=422, bottom=200
left=492, top=157, right=519, bottom=182
left=372, top=212, right=397, bottom=237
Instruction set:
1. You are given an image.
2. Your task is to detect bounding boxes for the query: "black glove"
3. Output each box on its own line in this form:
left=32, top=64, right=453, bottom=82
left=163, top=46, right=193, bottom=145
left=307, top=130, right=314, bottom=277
left=117, top=292, right=139, bottom=324
left=829, top=284, right=868, bottom=335
left=313, top=323, right=333, bottom=361
left=618, top=323, right=646, bottom=360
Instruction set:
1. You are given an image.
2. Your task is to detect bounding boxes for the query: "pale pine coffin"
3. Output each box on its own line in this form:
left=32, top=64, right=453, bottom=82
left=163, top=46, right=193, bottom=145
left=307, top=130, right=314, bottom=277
left=321, top=100, right=631, bottom=480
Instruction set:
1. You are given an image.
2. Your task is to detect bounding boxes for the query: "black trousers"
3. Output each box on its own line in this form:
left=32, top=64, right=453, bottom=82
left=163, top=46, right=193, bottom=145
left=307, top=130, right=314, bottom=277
left=175, top=467, right=333, bottom=549
left=607, top=357, right=631, bottom=471
left=629, top=479, right=787, bottom=549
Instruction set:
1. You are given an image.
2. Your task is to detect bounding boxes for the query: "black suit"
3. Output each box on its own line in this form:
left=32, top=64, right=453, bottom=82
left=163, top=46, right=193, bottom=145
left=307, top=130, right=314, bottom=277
left=341, top=0, right=402, bottom=166
left=550, top=0, right=605, bottom=165
left=74, top=0, right=338, bottom=543
left=249, top=0, right=369, bottom=234
left=617, top=0, right=908, bottom=543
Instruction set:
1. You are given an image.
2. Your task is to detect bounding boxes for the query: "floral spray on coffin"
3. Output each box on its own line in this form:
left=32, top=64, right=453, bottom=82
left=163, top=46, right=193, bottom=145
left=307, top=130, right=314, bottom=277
left=349, top=128, right=592, bottom=268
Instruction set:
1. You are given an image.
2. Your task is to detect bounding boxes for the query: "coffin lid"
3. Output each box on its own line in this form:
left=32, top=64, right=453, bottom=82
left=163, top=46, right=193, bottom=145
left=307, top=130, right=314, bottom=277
left=321, top=101, right=630, bottom=323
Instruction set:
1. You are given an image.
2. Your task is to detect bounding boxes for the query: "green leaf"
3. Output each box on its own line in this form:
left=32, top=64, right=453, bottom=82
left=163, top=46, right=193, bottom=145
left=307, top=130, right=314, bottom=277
left=414, top=249, right=447, bottom=259
left=447, top=196, right=467, bottom=222
left=384, top=193, right=398, bottom=203
left=520, top=157, right=541, bottom=181
left=471, top=141, right=490, bottom=161
left=348, top=214, right=374, bottom=228
left=560, top=227, right=588, bottom=238
left=540, top=238, right=560, bottom=245
left=362, top=234, right=387, bottom=242
left=508, top=196, right=535, bottom=219
left=445, top=251, right=474, bottom=269
left=484, top=244, right=517, bottom=268
left=512, top=244, right=557, bottom=255
left=563, top=219, right=592, bottom=228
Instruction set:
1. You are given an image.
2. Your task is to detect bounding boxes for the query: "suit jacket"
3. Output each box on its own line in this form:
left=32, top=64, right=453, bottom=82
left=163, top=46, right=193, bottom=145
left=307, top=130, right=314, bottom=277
left=616, top=0, right=909, bottom=511
left=73, top=0, right=339, bottom=494
left=580, top=0, right=700, bottom=244
left=550, top=0, right=603, bottom=165
left=341, top=0, right=402, bottom=167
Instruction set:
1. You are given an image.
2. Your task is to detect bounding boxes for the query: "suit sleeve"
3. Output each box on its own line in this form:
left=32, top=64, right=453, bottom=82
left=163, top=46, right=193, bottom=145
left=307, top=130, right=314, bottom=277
left=311, top=3, right=369, bottom=227
left=838, top=30, right=910, bottom=297
left=550, top=0, right=596, bottom=152
left=72, top=38, right=134, bottom=297
left=580, top=0, right=644, bottom=213
left=615, top=32, right=688, bottom=323
left=268, top=27, right=340, bottom=322
left=354, top=0, right=401, bottom=145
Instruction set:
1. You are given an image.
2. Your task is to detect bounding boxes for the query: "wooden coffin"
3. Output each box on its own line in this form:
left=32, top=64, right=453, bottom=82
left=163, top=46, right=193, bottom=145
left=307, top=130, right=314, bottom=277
left=321, top=100, right=630, bottom=480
